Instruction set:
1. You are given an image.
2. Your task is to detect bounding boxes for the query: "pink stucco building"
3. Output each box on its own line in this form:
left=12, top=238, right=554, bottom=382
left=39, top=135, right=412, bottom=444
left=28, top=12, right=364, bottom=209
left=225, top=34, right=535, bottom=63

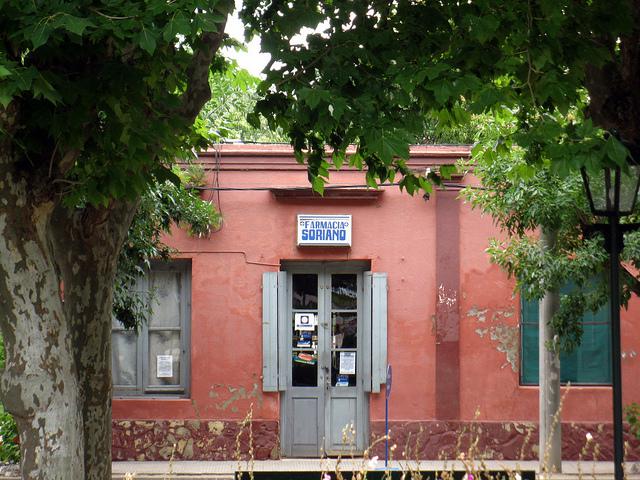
left=111, top=144, right=640, bottom=462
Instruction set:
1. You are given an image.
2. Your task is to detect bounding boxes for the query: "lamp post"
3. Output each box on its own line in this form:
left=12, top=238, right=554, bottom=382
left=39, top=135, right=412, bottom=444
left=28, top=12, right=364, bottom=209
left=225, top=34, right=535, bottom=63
left=581, top=160, right=640, bottom=480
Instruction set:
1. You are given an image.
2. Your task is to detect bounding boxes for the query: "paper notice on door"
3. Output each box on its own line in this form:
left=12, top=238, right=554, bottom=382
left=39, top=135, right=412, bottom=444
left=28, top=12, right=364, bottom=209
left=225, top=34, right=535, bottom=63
left=295, top=312, right=316, bottom=331
left=157, top=355, right=173, bottom=378
left=339, top=352, right=356, bottom=374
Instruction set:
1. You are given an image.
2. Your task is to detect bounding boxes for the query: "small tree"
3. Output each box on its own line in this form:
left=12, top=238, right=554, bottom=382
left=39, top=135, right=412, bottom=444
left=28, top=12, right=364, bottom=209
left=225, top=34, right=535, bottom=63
left=114, top=164, right=220, bottom=329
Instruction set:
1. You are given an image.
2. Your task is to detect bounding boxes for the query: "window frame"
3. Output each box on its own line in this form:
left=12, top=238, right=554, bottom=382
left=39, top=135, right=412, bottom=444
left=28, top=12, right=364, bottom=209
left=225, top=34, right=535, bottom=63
left=112, top=259, right=191, bottom=398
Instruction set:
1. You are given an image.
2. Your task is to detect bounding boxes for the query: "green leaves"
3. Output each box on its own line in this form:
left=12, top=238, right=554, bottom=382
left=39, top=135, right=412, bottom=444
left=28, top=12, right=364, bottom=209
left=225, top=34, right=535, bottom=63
left=626, top=402, right=640, bottom=441
left=163, top=13, right=191, bottom=41
left=32, top=73, right=62, bottom=104
left=365, top=129, right=410, bottom=166
left=0, top=63, right=44, bottom=107
left=27, top=12, right=95, bottom=49
left=2, top=0, right=235, bottom=207
left=297, top=87, right=331, bottom=109
left=242, top=0, right=637, bottom=200
left=52, top=13, right=95, bottom=37
left=466, top=13, right=500, bottom=44
left=137, top=26, right=158, bottom=55
left=311, top=176, right=325, bottom=195
left=604, top=135, right=629, bottom=166
left=115, top=163, right=221, bottom=329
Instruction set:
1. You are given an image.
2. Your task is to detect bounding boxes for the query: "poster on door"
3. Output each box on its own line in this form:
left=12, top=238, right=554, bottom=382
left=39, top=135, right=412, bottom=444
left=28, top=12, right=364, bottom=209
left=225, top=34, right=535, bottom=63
left=295, top=312, right=316, bottom=331
left=339, top=352, right=356, bottom=374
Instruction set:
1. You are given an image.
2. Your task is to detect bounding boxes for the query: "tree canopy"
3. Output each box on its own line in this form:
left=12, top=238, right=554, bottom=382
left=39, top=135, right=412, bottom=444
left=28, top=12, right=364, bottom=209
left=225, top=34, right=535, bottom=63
left=242, top=0, right=640, bottom=191
left=241, top=0, right=640, bottom=347
left=1, top=0, right=233, bottom=206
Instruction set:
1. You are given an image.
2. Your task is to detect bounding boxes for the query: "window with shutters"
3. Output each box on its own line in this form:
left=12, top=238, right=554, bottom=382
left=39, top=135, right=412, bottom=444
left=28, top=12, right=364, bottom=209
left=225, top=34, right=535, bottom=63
left=112, top=260, right=191, bottom=397
left=520, top=284, right=611, bottom=385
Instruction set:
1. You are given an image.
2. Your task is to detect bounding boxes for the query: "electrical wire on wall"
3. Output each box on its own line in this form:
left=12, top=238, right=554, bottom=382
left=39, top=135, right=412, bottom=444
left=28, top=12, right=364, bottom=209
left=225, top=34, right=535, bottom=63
left=208, top=144, right=224, bottom=233
left=194, top=182, right=483, bottom=192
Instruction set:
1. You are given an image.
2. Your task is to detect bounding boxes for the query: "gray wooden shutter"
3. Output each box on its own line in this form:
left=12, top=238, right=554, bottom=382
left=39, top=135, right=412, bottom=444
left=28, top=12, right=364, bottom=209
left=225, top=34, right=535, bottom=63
left=363, top=271, right=388, bottom=393
left=363, top=272, right=373, bottom=392
left=262, top=272, right=279, bottom=391
left=262, top=271, right=289, bottom=392
left=276, top=271, right=288, bottom=391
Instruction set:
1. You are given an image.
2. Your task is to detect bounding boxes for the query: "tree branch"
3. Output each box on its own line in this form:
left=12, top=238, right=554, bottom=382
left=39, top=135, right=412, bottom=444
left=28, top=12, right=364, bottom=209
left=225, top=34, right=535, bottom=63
left=177, top=27, right=228, bottom=123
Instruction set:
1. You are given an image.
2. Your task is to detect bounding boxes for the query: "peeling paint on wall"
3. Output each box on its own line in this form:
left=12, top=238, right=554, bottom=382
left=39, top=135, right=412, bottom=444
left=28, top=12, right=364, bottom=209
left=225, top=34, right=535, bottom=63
left=490, top=324, right=519, bottom=371
left=208, top=382, right=263, bottom=411
left=468, top=306, right=519, bottom=371
left=438, top=283, right=458, bottom=308
left=467, top=306, right=488, bottom=323
left=492, top=309, right=514, bottom=320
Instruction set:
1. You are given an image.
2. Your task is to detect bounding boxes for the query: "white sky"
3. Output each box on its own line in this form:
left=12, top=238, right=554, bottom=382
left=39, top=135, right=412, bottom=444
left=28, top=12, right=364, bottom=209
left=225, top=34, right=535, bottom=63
left=223, top=1, right=271, bottom=77
left=223, top=1, right=329, bottom=77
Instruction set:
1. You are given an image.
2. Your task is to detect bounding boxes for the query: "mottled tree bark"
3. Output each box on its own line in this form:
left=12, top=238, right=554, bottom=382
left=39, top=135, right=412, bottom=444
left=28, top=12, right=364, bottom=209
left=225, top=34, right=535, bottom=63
left=51, top=202, right=137, bottom=480
left=0, top=161, right=84, bottom=477
left=0, top=109, right=136, bottom=478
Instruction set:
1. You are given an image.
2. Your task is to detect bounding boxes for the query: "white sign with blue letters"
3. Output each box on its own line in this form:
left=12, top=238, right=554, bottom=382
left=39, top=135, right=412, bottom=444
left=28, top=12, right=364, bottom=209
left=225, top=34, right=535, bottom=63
left=297, top=214, right=352, bottom=246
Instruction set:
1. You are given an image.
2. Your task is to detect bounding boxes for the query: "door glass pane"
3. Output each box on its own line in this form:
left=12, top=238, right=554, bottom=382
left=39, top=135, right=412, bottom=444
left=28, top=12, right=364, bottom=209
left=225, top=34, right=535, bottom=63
left=112, top=331, right=137, bottom=386
left=292, top=352, right=318, bottom=386
left=148, top=331, right=181, bottom=386
left=292, top=274, right=318, bottom=309
left=332, top=312, right=357, bottom=348
left=331, top=274, right=357, bottom=309
left=150, top=271, right=181, bottom=327
left=292, top=313, right=318, bottom=349
left=331, top=351, right=357, bottom=387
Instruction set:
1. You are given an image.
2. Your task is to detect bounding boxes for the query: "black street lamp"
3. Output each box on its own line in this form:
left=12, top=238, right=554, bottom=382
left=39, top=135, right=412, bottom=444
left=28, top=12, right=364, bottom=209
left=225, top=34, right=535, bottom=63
left=581, top=160, right=640, bottom=480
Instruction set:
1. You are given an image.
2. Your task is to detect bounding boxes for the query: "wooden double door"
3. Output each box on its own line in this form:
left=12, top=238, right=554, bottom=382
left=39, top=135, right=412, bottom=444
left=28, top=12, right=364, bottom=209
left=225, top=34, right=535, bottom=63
left=280, top=263, right=368, bottom=457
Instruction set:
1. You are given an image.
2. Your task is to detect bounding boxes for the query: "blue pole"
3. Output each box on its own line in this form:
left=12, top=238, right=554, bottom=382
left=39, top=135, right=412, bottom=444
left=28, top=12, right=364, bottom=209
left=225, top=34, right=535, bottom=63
left=385, top=393, right=389, bottom=469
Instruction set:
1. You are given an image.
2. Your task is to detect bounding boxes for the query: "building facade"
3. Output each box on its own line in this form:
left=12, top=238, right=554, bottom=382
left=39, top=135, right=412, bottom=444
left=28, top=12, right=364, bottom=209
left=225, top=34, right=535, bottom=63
left=111, top=144, right=640, bottom=462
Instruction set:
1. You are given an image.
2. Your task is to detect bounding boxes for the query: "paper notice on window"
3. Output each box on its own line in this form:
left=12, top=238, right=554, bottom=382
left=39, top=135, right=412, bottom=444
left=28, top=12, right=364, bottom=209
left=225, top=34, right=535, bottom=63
left=157, top=355, right=173, bottom=378
left=339, top=352, right=356, bottom=375
left=295, top=313, right=316, bottom=331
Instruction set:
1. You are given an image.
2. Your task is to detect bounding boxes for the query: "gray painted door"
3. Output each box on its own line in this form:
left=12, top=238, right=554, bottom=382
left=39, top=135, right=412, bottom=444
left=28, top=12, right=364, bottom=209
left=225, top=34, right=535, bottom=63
left=281, top=263, right=368, bottom=457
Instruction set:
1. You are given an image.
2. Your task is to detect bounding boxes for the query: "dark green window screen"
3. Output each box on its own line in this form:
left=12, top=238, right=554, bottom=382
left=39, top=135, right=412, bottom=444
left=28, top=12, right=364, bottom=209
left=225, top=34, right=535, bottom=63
left=520, top=290, right=611, bottom=385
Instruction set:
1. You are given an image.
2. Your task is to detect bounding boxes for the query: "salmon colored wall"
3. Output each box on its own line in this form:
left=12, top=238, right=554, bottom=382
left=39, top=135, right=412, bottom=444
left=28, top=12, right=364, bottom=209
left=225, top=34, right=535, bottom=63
left=113, top=145, right=640, bottom=432
left=458, top=181, right=640, bottom=423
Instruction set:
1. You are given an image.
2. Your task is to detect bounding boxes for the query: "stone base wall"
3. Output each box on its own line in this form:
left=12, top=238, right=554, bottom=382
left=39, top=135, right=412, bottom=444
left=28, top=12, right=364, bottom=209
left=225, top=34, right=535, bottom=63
left=112, top=419, right=639, bottom=461
left=112, top=420, right=279, bottom=461
left=370, top=421, right=640, bottom=462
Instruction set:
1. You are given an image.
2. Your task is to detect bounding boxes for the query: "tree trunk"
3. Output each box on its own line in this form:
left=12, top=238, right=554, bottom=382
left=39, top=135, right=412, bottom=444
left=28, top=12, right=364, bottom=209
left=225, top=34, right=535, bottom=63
left=0, top=144, right=136, bottom=478
left=0, top=167, right=85, bottom=478
left=50, top=201, right=137, bottom=480
left=539, top=228, right=562, bottom=475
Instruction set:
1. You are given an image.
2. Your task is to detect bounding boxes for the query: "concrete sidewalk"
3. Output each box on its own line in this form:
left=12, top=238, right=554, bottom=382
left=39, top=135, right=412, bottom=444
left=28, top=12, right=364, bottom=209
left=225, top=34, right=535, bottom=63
left=111, top=459, right=640, bottom=479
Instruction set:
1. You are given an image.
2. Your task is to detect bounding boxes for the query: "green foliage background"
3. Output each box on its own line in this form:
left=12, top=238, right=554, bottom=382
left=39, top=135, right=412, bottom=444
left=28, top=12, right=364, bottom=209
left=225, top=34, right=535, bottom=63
left=0, top=340, right=19, bottom=463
